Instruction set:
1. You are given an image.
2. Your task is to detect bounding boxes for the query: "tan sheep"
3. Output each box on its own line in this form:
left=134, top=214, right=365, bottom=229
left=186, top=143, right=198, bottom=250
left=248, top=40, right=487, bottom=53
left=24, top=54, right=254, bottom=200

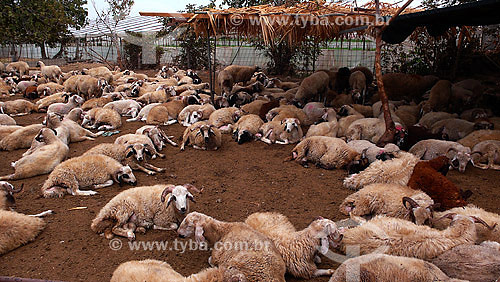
left=145, top=105, right=175, bottom=125
left=82, top=107, right=122, bottom=131
left=0, top=124, right=44, bottom=151
left=258, top=118, right=303, bottom=145
left=421, top=80, right=452, bottom=114
left=103, top=99, right=141, bottom=117
left=36, top=61, right=62, bottom=82
left=217, top=65, right=260, bottom=94
left=208, top=107, right=242, bottom=133
left=81, top=92, right=124, bottom=111
left=178, top=104, right=215, bottom=126
left=111, top=259, right=247, bottom=282
left=306, top=108, right=338, bottom=138
left=41, top=154, right=137, bottom=198
left=430, top=118, right=488, bottom=141
left=418, top=111, right=458, bottom=129
left=6, top=61, right=30, bottom=76
left=36, top=92, right=66, bottom=111
left=181, top=121, right=222, bottom=151
left=382, top=73, right=438, bottom=100
left=470, top=140, right=500, bottom=170
left=0, top=114, right=16, bottom=125
left=0, top=128, right=68, bottom=180
left=294, top=71, right=330, bottom=105
left=45, top=112, right=101, bottom=144
left=336, top=114, right=364, bottom=138
left=115, top=133, right=165, bottom=159
left=286, top=136, right=360, bottom=169
left=458, top=129, right=500, bottom=148
left=36, top=82, right=64, bottom=96
left=233, top=114, right=264, bottom=144
left=0, top=125, right=22, bottom=141
left=0, top=99, right=38, bottom=116
left=82, top=66, right=113, bottom=84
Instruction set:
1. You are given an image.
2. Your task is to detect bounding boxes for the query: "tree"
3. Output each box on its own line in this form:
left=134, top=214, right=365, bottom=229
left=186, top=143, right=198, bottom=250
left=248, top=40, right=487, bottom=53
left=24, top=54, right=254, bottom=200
left=93, top=0, right=134, bottom=68
left=0, top=0, right=87, bottom=60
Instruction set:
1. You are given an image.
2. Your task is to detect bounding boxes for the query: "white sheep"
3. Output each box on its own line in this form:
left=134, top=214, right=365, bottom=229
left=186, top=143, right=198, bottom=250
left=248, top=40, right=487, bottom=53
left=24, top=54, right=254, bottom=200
left=47, top=95, right=84, bottom=116
left=36, top=61, right=62, bottom=82
left=0, top=114, right=16, bottom=125
left=125, top=103, right=160, bottom=122
left=181, top=121, right=222, bottom=151
left=41, top=154, right=137, bottom=198
left=470, top=140, right=500, bottom=170
left=233, top=114, right=264, bottom=144
left=111, top=259, right=247, bottom=282
left=339, top=183, right=435, bottom=224
left=245, top=213, right=342, bottom=279
left=0, top=128, right=68, bottom=180
left=45, top=112, right=102, bottom=144
left=135, top=125, right=177, bottom=150
left=36, top=82, right=65, bottom=97
left=103, top=99, right=141, bottom=117
left=91, top=184, right=200, bottom=240
left=409, top=139, right=471, bottom=173
left=115, top=133, right=165, bottom=159
left=286, top=136, right=361, bottom=170
left=177, top=212, right=286, bottom=282
left=345, top=117, right=407, bottom=147
left=258, top=118, right=303, bottom=145
left=343, top=151, right=419, bottom=190
left=0, top=124, right=44, bottom=151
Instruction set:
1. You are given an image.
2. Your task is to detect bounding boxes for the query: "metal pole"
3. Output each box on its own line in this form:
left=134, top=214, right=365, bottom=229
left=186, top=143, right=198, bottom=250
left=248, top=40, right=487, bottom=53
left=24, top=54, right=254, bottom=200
left=207, top=23, right=214, bottom=104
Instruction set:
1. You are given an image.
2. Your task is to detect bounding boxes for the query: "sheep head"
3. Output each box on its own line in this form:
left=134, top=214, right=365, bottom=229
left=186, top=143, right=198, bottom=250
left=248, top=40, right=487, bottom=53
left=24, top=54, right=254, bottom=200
left=394, top=124, right=408, bottom=148
left=160, top=184, right=200, bottom=215
left=282, top=118, right=300, bottom=133
left=0, top=182, right=23, bottom=210
left=437, top=213, right=497, bottom=230
left=447, top=147, right=471, bottom=173
left=177, top=212, right=212, bottom=243
left=113, top=165, right=136, bottom=187
left=402, top=197, right=439, bottom=226
left=309, top=217, right=343, bottom=252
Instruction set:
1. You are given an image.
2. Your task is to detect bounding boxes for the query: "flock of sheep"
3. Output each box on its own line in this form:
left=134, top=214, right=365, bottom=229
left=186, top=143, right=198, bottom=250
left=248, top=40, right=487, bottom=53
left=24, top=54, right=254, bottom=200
left=0, top=58, right=500, bottom=282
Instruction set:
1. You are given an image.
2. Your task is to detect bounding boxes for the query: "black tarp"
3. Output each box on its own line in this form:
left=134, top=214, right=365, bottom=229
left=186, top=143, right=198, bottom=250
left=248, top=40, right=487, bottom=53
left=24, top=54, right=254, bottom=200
left=382, top=0, right=500, bottom=44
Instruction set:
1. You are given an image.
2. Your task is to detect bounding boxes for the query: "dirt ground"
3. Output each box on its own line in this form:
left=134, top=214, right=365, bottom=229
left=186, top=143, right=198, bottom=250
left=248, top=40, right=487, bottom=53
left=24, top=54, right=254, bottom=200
left=0, top=69, right=499, bottom=282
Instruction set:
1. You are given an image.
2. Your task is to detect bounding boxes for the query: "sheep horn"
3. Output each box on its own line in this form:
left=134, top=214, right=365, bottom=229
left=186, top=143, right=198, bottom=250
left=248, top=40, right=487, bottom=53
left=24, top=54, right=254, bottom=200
left=183, top=184, right=201, bottom=193
left=427, top=203, right=441, bottom=212
left=10, top=183, right=23, bottom=194
left=471, top=216, right=497, bottom=230
left=470, top=151, right=483, bottom=156
left=160, top=185, right=176, bottom=202
left=402, top=197, right=419, bottom=209
left=437, top=213, right=456, bottom=221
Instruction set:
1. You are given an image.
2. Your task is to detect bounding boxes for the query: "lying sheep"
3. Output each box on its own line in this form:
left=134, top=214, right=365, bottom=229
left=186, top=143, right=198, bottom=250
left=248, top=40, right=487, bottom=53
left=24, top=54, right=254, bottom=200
left=115, top=134, right=165, bottom=159
left=0, top=208, right=46, bottom=255
left=178, top=104, right=215, bottom=126
left=330, top=254, right=466, bottom=282
left=0, top=114, right=16, bottom=125
left=0, top=99, right=38, bottom=116
left=337, top=114, right=364, bottom=138
left=470, top=140, right=500, bottom=170
left=36, top=92, right=67, bottom=111
left=181, top=121, right=222, bottom=151
left=258, top=118, right=303, bottom=145
left=0, top=125, right=22, bottom=141
left=458, top=129, right=500, bottom=148
left=45, top=112, right=101, bottom=144
left=82, top=66, right=113, bottom=84
left=417, top=111, right=458, bottom=129
left=47, top=95, right=84, bottom=116
left=267, top=105, right=309, bottom=125
left=82, top=107, right=122, bottom=131
left=177, top=212, right=286, bottom=282
left=103, top=99, right=141, bottom=117
left=217, top=65, right=259, bottom=94
left=430, top=243, right=500, bottom=282
left=91, top=184, right=199, bottom=240
left=6, top=61, right=30, bottom=76
left=0, top=128, right=68, bottom=180
left=0, top=124, right=44, bottom=151
left=409, top=139, right=471, bottom=173
left=372, top=101, right=396, bottom=118
left=111, top=259, right=247, bottom=282
left=343, top=151, right=419, bottom=190
left=37, top=61, right=62, bottom=82
left=84, top=143, right=164, bottom=175
left=81, top=92, right=124, bottom=111
left=245, top=213, right=341, bottom=279
left=285, top=136, right=360, bottom=169
left=305, top=108, right=338, bottom=138
left=37, top=82, right=65, bottom=97
left=136, top=125, right=177, bottom=150
left=339, top=183, right=435, bottom=224
left=382, top=73, right=438, bottom=100
left=421, top=80, right=452, bottom=114
left=145, top=105, right=176, bottom=125
left=208, top=107, right=241, bottom=133
left=337, top=214, right=492, bottom=260
left=345, top=118, right=407, bottom=148
left=347, top=140, right=400, bottom=163
left=125, top=103, right=160, bottom=122
left=294, top=71, right=330, bottom=105
left=430, top=118, right=492, bottom=141
left=41, top=154, right=137, bottom=198
left=232, top=114, right=264, bottom=144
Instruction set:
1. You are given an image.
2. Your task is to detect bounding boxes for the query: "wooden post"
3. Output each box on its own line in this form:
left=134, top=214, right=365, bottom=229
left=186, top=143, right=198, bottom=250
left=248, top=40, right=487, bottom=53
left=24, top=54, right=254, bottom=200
left=207, top=23, right=214, bottom=104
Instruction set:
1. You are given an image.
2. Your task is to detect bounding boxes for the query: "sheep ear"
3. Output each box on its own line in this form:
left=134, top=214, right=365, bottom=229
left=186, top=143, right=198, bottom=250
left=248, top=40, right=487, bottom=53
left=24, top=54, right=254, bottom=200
left=195, top=224, right=205, bottom=243
left=125, top=148, right=135, bottom=158
left=461, top=190, right=473, bottom=200
left=319, top=237, right=329, bottom=255
left=160, top=185, right=176, bottom=202
left=187, top=192, right=196, bottom=203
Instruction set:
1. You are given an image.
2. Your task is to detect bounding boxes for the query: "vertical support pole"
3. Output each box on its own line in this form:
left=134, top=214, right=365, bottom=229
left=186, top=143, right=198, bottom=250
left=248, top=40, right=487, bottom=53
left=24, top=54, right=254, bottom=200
left=207, top=23, right=214, bottom=104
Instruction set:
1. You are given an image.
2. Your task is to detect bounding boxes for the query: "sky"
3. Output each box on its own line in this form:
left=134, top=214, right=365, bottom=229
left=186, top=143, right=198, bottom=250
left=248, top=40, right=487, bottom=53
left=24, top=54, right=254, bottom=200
left=85, top=0, right=423, bottom=19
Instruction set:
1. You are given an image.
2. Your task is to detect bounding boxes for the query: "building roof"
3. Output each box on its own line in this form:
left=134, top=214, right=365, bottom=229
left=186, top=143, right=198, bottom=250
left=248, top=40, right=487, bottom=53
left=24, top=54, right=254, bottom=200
left=70, top=15, right=165, bottom=38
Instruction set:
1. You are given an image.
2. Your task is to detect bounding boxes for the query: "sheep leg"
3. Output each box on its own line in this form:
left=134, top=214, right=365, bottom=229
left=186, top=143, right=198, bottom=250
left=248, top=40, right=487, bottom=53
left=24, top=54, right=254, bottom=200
left=98, top=125, right=114, bottom=131
left=314, top=255, right=322, bottom=264
left=142, top=163, right=165, bottom=173
left=193, top=145, right=206, bottom=150
left=314, top=269, right=334, bottom=277
left=94, top=180, right=114, bottom=189
left=29, top=210, right=54, bottom=217
left=126, top=116, right=139, bottom=122
left=74, top=189, right=98, bottom=196
left=276, top=139, right=289, bottom=145
left=165, top=119, right=178, bottom=125
left=134, top=164, right=156, bottom=175
left=153, top=223, right=178, bottom=230
left=112, top=224, right=136, bottom=241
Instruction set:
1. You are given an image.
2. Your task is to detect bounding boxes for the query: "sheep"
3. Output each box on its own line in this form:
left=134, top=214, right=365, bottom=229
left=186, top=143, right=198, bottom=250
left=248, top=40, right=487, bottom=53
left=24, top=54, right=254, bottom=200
left=91, top=184, right=200, bottom=240
left=346, top=140, right=400, bottom=164
left=177, top=212, right=287, bottom=282
left=266, top=78, right=299, bottom=91
left=337, top=213, right=493, bottom=260
left=136, top=125, right=177, bottom=150
left=136, top=86, right=172, bottom=104
left=336, top=114, right=364, bottom=138
left=294, top=71, right=330, bottom=105
left=81, top=92, right=124, bottom=111
left=409, top=139, right=472, bottom=173
left=258, top=118, right=303, bottom=145
left=302, top=102, right=330, bottom=123
left=6, top=61, right=30, bottom=76
left=0, top=99, right=38, bottom=116
left=64, top=75, right=106, bottom=99
left=401, top=124, right=447, bottom=151
left=0, top=128, right=68, bottom=180
left=178, top=104, right=215, bottom=126
left=82, top=107, right=122, bottom=131
left=343, top=151, right=419, bottom=190
left=36, top=61, right=62, bottom=82
left=0, top=79, right=13, bottom=96
left=0, top=209, right=46, bottom=255
left=330, top=254, right=467, bottom=282
left=36, top=82, right=64, bottom=97
left=181, top=121, right=222, bottom=151
left=47, top=94, right=84, bottom=116
left=408, top=156, right=471, bottom=210
left=470, top=140, right=500, bottom=170
left=36, top=92, right=67, bottom=111
left=208, top=107, right=242, bottom=133
left=458, top=129, right=500, bottom=148
left=103, top=99, right=141, bottom=117
left=125, top=103, right=159, bottom=123
left=431, top=205, right=500, bottom=244
left=267, top=105, right=309, bottom=125
left=83, top=143, right=164, bottom=175
left=339, top=183, right=435, bottom=224
left=430, top=118, right=492, bottom=141
left=305, top=108, right=338, bottom=138
left=0, top=114, right=16, bottom=125
left=44, top=112, right=101, bottom=144
left=382, top=73, right=439, bottom=100
left=115, top=133, right=165, bottom=159
left=460, top=108, right=493, bottom=122
left=371, top=101, right=396, bottom=118
left=349, top=71, right=367, bottom=104
left=421, top=80, right=452, bottom=114
left=217, top=65, right=260, bottom=94
left=232, top=114, right=264, bottom=144
left=245, top=213, right=341, bottom=279
left=145, top=105, right=176, bottom=125
left=0, top=125, right=22, bottom=141
left=285, top=136, right=361, bottom=169
left=0, top=181, right=22, bottom=211
left=111, top=259, right=247, bottom=282
left=0, top=124, right=44, bottom=151
left=345, top=118, right=407, bottom=148
left=82, top=66, right=113, bottom=84
left=41, top=154, right=137, bottom=198
left=418, top=111, right=458, bottom=129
